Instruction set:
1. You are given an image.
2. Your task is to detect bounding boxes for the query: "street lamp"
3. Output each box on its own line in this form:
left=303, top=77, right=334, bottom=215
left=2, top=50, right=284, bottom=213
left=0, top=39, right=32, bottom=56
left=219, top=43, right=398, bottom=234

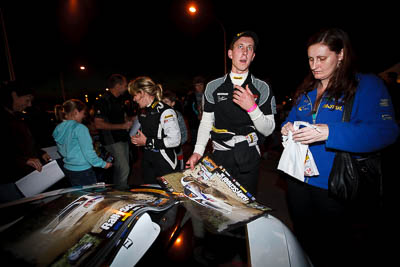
left=188, top=5, right=196, bottom=14
left=187, top=3, right=227, bottom=74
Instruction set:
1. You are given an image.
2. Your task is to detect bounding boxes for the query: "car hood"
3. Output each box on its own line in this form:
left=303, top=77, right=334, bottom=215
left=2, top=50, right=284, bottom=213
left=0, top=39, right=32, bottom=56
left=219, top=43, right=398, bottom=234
left=0, top=186, right=177, bottom=267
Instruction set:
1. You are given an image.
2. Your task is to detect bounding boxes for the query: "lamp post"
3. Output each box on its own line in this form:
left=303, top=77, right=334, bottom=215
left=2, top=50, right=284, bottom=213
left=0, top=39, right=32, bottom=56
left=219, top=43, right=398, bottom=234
left=1, top=7, right=16, bottom=81
left=188, top=3, right=227, bottom=74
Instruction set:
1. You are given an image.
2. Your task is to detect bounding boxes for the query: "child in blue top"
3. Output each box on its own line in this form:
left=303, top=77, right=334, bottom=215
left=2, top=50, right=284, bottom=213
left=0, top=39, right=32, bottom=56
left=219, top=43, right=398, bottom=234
left=53, top=99, right=112, bottom=186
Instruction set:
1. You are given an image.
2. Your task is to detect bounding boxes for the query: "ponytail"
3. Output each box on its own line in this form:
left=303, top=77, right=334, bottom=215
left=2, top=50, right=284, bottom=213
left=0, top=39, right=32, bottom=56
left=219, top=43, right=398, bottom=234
left=62, top=99, right=86, bottom=117
left=128, top=76, right=163, bottom=101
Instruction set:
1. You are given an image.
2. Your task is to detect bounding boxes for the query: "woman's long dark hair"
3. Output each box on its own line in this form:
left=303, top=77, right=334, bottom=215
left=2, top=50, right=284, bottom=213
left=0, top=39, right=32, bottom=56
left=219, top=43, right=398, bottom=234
left=293, top=28, right=358, bottom=105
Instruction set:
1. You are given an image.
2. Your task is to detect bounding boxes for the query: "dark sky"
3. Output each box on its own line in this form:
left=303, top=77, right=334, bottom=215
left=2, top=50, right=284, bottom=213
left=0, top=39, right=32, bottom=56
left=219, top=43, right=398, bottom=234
left=1, top=0, right=399, bottom=104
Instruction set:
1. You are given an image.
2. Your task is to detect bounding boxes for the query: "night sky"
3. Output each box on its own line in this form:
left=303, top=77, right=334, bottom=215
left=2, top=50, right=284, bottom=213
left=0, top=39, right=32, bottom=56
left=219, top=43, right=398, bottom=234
left=1, top=0, right=399, bottom=106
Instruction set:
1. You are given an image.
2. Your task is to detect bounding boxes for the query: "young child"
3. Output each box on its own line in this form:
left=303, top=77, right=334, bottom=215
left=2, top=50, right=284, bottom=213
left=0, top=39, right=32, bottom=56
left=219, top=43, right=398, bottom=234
left=53, top=99, right=112, bottom=186
left=162, top=90, right=188, bottom=170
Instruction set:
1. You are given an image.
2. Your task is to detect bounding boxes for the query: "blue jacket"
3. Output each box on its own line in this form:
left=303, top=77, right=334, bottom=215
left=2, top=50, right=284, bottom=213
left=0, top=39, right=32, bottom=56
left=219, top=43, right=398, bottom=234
left=283, top=73, right=399, bottom=189
left=53, top=120, right=106, bottom=171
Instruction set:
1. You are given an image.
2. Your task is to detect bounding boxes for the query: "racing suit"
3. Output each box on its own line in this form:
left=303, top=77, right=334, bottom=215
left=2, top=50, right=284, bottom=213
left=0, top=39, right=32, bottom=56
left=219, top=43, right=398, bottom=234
left=139, top=100, right=181, bottom=184
left=194, top=73, right=276, bottom=195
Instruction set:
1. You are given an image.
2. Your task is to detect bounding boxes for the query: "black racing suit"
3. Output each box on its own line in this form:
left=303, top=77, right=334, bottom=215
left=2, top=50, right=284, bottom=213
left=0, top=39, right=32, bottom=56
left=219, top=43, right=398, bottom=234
left=139, top=100, right=181, bottom=184
left=200, top=74, right=276, bottom=196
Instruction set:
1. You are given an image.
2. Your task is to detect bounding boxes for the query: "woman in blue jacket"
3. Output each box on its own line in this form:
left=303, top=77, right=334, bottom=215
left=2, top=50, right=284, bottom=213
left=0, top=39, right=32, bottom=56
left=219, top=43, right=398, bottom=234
left=281, top=28, right=398, bottom=267
left=53, top=99, right=112, bottom=186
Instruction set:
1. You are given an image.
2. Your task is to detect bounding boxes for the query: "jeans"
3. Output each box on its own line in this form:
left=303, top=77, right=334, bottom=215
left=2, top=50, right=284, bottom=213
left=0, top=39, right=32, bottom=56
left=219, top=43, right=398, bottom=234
left=105, top=141, right=130, bottom=190
left=64, top=168, right=97, bottom=186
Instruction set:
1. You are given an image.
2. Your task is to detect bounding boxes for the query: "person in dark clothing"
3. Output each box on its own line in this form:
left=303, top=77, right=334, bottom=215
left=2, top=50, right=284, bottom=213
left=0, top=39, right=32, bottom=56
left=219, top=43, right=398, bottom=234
left=184, top=76, right=206, bottom=146
left=0, top=80, right=51, bottom=203
left=128, top=76, right=181, bottom=184
left=93, top=74, right=133, bottom=190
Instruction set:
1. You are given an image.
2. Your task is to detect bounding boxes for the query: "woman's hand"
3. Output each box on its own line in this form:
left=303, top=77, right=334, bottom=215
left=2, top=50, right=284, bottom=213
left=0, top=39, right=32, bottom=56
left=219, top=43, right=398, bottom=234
left=26, top=158, right=43, bottom=172
left=292, top=124, right=329, bottom=144
left=281, top=122, right=295, bottom=136
left=42, top=152, right=52, bottom=162
left=131, top=129, right=147, bottom=146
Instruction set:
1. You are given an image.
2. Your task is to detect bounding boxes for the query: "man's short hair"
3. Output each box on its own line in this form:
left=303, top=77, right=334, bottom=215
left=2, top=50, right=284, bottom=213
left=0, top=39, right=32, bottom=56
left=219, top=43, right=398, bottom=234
left=107, top=74, right=126, bottom=89
left=193, top=75, right=206, bottom=85
left=229, top=31, right=259, bottom=51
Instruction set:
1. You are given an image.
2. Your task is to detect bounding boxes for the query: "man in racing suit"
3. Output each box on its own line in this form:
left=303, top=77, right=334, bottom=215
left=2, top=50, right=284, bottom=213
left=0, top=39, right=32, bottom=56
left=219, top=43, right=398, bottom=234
left=187, top=31, right=276, bottom=196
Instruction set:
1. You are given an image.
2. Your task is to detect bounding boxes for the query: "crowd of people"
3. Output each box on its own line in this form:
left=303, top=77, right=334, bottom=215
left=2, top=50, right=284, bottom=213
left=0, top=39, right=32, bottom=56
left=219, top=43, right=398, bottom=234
left=1, top=28, right=399, bottom=267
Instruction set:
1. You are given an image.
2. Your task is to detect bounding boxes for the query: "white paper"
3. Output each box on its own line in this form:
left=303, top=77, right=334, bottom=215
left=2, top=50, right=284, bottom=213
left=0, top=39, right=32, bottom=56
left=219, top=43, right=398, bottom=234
left=41, top=146, right=62, bottom=160
left=129, top=117, right=141, bottom=136
left=15, top=160, right=65, bottom=197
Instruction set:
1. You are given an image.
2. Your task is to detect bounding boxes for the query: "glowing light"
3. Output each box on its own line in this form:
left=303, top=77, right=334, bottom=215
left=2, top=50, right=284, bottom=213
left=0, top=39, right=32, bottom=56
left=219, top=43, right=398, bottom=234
left=188, top=6, right=197, bottom=13
left=175, top=237, right=182, bottom=245
left=170, top=225, right=179, bottom=240
left=80, top=66, right=86, bottom=70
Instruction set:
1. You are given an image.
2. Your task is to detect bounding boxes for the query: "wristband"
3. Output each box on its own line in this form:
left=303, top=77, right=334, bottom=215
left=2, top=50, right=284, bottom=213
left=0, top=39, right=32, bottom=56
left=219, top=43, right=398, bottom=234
left=247, top=103, right=257, bottom=113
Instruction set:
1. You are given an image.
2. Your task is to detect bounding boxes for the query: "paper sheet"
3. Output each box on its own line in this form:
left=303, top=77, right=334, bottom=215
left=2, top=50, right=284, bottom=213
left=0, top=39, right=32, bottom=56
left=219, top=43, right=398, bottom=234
left=15, top=160, right=65, bottom=197
left=42, top=146, right=62, bottom=160
left=129, top=117, right=141, bottom=136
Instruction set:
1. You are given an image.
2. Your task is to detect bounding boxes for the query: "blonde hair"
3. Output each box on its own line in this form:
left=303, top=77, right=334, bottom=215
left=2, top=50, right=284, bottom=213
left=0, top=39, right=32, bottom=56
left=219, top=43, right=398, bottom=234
left=128, top=76, right=163, bottom=101
left=62, top=99, right=86, bottom=118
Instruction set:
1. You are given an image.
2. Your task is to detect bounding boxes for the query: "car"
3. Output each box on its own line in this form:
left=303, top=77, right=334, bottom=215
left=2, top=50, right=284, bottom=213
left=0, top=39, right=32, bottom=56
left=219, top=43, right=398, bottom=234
left=0, top=183, right=313, bottom=266
left=68, top=242, right=93, bottom=264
